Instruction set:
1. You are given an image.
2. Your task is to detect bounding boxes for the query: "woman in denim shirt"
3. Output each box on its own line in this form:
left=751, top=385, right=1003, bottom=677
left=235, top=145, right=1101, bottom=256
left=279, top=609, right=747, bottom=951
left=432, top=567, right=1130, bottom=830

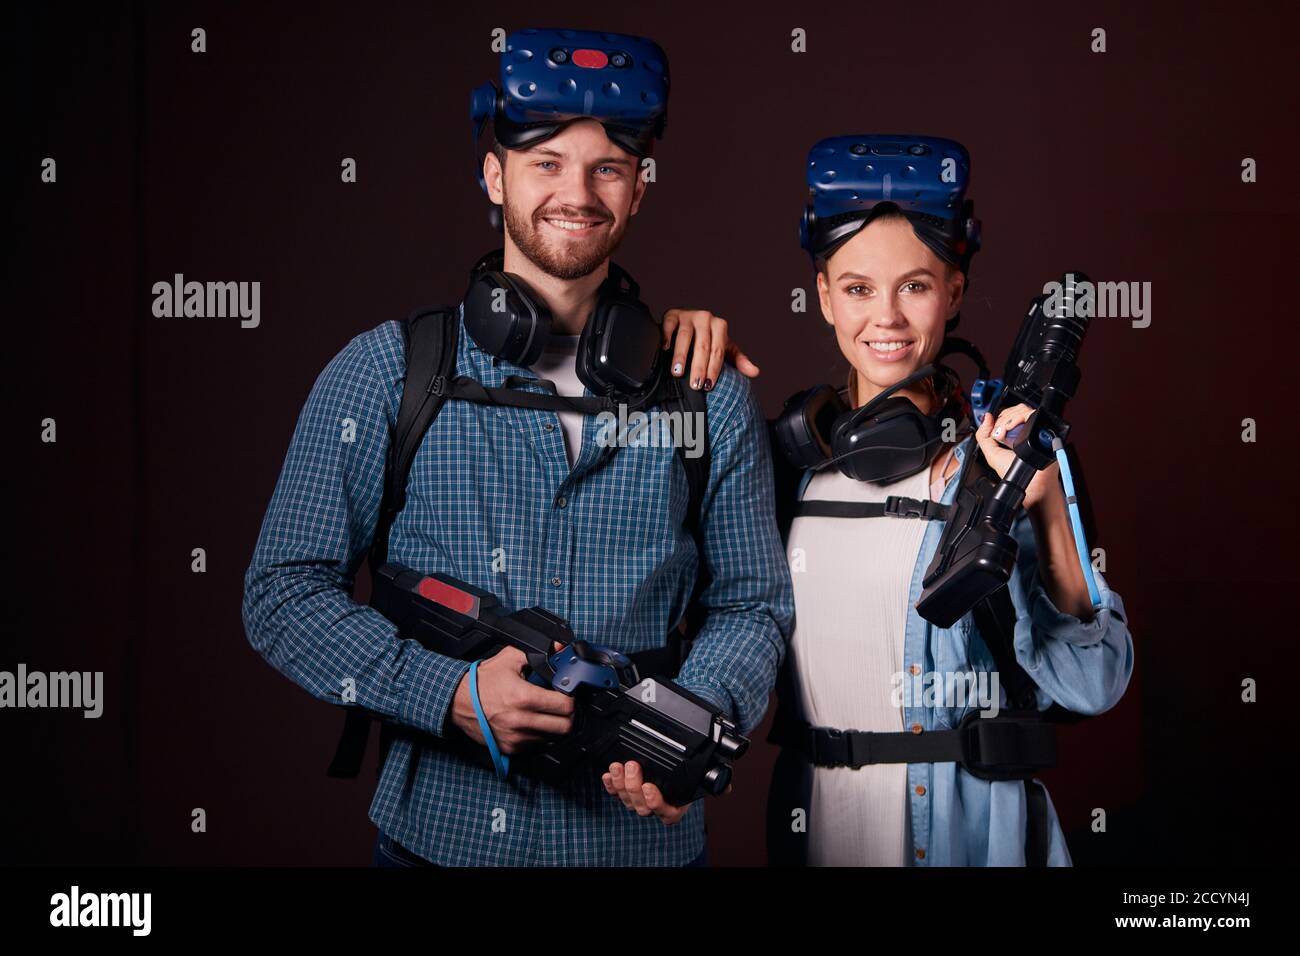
left=763, top=141, right=1134, bottom=866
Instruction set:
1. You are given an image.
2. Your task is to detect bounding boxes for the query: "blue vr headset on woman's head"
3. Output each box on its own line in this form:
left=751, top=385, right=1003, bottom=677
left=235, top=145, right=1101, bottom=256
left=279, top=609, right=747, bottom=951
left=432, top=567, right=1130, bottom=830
left=800, top=135, right=981, bottom=272
left=470, top=28, right=670, bottom=194
left=777, top=135, right=988, bottom=483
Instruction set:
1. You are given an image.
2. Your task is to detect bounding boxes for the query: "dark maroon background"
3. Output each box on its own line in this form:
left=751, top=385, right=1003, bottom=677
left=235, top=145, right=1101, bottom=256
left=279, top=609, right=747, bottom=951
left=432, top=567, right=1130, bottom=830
left=6, top=1, right=1298, bottom=866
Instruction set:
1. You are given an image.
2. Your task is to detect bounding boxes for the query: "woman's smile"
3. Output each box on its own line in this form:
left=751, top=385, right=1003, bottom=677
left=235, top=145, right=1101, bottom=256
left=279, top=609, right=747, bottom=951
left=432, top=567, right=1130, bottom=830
left=861, top=337, right=916, bottom=363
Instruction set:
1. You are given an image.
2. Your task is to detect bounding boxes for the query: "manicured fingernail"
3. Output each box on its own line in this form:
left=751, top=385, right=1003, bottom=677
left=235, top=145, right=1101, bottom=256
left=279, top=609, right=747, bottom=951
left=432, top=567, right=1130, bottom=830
left=993, top=427, right=1002, bottom=437
left=672, top=363, right=683, bottom=375
left=703, top=378, right=713, bottom=391
left=690, top=377, right=701, bottom=389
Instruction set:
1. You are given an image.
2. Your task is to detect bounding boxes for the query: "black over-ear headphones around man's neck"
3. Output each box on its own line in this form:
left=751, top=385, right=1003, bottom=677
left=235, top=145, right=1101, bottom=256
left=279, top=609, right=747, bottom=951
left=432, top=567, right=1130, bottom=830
left=462, top=249, right=665, bottom=399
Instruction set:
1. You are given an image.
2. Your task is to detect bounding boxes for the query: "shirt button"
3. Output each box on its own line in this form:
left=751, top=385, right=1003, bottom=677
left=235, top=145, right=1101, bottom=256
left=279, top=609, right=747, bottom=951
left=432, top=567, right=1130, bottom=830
left=910, top=723, right=923, bottom=734
left=909, top=664, right=921, bottom=676
left=544, top=422, right=556, bottom=432
left=914, top=785, right=927, bottom=797
left=550, top=576, right=562, bottom=587
left=915, top=848, right=926, bottom=860
left=555, top=495, right=567, bottom=509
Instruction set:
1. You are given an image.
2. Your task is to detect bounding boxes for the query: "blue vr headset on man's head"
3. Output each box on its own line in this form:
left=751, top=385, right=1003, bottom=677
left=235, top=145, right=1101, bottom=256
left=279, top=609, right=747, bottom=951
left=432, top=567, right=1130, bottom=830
left=470, top=28, right=670, bottom=194
left=800, top=135, right=981, bottom=272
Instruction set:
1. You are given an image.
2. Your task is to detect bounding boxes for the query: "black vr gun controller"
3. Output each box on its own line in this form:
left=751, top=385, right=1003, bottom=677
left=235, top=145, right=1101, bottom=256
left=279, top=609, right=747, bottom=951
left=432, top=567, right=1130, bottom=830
left=370, top=562, right=748, bottom=805
left=916, top=272, right=1092, bottom=628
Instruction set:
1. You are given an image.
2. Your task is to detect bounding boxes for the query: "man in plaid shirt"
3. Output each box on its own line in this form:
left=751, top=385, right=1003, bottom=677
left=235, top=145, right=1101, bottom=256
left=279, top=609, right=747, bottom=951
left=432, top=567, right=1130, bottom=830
left=241, top=31, right=793, bottom=866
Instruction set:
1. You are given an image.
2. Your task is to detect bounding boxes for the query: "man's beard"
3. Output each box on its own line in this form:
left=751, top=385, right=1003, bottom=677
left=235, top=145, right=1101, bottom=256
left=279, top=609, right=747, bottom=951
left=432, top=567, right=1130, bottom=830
left=502, top=190, right=627, bottom=280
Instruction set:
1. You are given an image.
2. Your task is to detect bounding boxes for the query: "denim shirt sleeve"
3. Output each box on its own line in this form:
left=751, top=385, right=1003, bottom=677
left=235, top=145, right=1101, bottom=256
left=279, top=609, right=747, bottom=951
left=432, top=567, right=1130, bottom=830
left=241, top=327, right=472, bottom=738
left=674, top=372, right=795, bottom=736
left=1004, top=507, right=1135, bottom=715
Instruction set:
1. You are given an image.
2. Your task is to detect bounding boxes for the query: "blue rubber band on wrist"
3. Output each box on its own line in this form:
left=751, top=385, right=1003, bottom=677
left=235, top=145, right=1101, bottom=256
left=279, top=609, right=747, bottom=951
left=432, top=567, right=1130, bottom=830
left=469, top=660, right=510, bottom=779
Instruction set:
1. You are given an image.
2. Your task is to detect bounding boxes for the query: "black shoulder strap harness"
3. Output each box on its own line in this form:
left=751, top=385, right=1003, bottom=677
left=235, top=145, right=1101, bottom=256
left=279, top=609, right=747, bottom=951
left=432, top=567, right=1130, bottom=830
left=327, top=307, right=711, bottom=779
left=766, top=435, right=1083, bottom=865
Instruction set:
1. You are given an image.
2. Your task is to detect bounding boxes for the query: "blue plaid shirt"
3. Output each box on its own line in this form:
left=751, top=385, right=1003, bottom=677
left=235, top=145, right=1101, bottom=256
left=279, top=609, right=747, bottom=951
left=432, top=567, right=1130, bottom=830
left=242, top=306, right=794, bottom=866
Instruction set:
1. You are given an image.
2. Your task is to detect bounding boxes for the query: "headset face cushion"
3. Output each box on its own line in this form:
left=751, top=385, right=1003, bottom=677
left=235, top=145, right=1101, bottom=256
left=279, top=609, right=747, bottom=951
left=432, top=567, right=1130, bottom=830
left=834, top=397, right=939, bottom=483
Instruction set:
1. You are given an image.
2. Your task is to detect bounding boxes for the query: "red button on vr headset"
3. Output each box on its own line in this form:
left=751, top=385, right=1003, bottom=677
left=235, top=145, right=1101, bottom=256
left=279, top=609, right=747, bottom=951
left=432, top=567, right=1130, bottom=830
left=572, top=49, right=609, bottom=69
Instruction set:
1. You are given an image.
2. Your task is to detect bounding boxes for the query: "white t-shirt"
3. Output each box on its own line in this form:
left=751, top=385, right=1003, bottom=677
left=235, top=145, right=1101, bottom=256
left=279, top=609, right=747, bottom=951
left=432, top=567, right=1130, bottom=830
left=528, top=334, right=585, bottom=467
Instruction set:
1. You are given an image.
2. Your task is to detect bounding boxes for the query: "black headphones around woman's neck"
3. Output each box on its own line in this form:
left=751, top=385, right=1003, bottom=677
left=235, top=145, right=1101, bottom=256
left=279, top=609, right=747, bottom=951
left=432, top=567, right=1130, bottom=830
left=774, top=337, right=988, bottom=484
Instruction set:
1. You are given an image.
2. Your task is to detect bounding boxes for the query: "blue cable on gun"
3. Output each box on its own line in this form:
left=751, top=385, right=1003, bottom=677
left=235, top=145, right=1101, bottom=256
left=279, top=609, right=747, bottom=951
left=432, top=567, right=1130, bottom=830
left=1052, top=438, right=1103, bottom=609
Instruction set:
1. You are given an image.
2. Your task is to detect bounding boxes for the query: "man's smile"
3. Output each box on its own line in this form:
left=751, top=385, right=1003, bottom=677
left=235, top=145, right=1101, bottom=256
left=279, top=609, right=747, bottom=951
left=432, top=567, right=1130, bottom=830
left=541, top=215, right=608, bottom=233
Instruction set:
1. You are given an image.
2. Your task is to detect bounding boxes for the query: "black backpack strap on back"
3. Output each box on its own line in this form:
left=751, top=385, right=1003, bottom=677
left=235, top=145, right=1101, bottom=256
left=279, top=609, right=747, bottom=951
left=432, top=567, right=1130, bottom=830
left=662, top=374, right=710, bottom=540
left=659, top=371, right=711, bottom=657
left=970, top=584, right=1085, bottom=723
left=441, top=376, right=618, bottom=415
left=793, top=497, right=952, bottom=521
left=1023, top=778, right=1052, bottom=867
left=368, top=308, right=460, bottom=571
left=327, top=307, right=458, bottom=780
left=971, top=584, right=1087, bottom=865
left=768, top=423, right=801, bottom=545
left=971, top=586, right=1039, bottom=713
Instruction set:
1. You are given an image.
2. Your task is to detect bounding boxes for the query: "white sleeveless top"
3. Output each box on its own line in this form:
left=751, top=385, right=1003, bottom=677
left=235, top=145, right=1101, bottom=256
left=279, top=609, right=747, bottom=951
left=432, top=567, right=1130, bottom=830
left=785, top=448, right=955, bottom=866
